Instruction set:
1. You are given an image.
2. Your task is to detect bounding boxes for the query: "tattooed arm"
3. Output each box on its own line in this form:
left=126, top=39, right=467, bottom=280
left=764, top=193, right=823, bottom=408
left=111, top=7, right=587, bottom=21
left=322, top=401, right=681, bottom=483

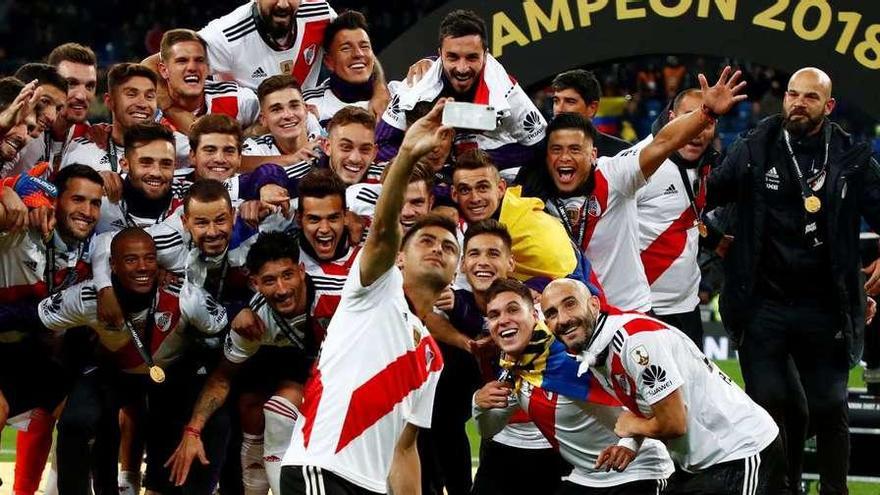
left=164, top=359, right=240, bottom=486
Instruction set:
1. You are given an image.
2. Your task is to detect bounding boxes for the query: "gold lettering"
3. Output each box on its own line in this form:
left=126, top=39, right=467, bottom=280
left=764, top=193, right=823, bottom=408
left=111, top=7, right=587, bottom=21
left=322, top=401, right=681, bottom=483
left=753, top=0, right=788, bottom=32
left=492, top=11, right=531, bottom=58
left=524, top=0, right=575, bottom=41
left=649, top=0, right=692, bottom=18
left=696, top=0, right=736, bottom=20
left=835, top=11, right=862, bottom=54
left=576, top=0, right=609, bottom=27
left=616, top=0, right=647, bottom=20
left=791, top=0, right=831, bottom=41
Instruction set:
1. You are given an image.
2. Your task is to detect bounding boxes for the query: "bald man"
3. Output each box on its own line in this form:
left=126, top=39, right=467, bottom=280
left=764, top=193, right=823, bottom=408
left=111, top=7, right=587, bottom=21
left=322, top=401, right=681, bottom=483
left=540, top=278, right=783, bottom=495
left=707, top=67, right=880, bottom=494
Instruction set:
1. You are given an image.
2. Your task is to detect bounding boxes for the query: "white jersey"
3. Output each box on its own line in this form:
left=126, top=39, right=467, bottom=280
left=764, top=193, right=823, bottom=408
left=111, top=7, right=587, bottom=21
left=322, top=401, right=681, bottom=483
left=240, top=115, right=324, bottom=157
left=198, top=1, right=336, bottom=90
left=224, top=291, right=311, bottom=364
left=0, top=229, right=91, bottom=305
left=474, top=379, right=673, bottom=487
left=95, top=192, right=183, bottom=235
left=156, top=80, right=261, bottom=129
left=636, top=136, right=702, bottom=314
left=581, top=311, right=779, bottom=472
left=38, top=279, right=228, bottom=373
left=282, top=255, right=443, bottom=492
left=60, top=130, right=191, bottom=172
left=302, top=78, right=370, bottom=126
left=546, top=146, right=652, bottom=312
left=300, top=243, right=359, bottom=340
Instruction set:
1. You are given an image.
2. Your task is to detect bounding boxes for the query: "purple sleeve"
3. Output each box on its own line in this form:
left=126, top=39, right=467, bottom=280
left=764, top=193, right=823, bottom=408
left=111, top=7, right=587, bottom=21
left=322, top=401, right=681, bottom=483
left=487, top=142, right=542, bottom=172
left=376, top=119, right=405, bottom=162
left=238, top=163, right=289, bottom=200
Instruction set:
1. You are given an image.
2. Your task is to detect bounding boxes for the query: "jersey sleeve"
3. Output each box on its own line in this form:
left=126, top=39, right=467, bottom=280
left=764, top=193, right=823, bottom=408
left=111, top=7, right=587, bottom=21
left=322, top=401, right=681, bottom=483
left=198, top=22, right=234, bottom=77
left=339, top=251, right=402, bottom=312
left=37, top=281, right=96, bottom=331
left=407, top=372, right=440, bottom=428
left=241, top=137, right=270, bottom=156
left=472, top=392, right=519, bottom=439
left=146, top=219, right=189, bottom=275
left=346, top=183, right=380, bottom=219
left=237, top=86, right=261, bottom=128
left=622, top=331, right=685, bottom=406
left=505, top=84, right=547, bottom=147
left=597, top=148, right=648, bottom=198
left=223, top=327, right=260, bottom=364
left=180, top=281, right=228, bottom=335
left=89, top=231, right=115, bottom=291
left=60, top=139, right=107, bottom=172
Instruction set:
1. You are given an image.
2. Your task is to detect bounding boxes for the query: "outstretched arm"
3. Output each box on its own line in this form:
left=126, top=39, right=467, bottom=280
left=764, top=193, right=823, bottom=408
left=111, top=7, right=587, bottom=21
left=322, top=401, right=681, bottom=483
left=359, top=99, right=453, bottom=287
left=640, top=66, right=747, bottom=179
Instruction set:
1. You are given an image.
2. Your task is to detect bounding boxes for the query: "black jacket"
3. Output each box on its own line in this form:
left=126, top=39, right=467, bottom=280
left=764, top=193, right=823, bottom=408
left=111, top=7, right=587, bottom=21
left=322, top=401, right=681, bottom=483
left=708, top=115, right=880, bottom=365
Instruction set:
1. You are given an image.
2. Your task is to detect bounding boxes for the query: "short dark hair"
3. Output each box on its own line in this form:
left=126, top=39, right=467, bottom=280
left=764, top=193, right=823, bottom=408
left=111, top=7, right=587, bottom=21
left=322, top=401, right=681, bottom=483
left=107, top=63, right=158, bottom=92
left=257, top=74, right=302, bottom=105
left=463, top=219, right=512, bottom=252
left=323, top=10, right=370, bottom=53
left=400, top=212, right=458, bottom=249
left=378, top=161, right=434, bottom=188
left=160, top=29, right=207, bottom=63
left=14, top=63, right=67, bottom=94
left=327, top=105, right=375, bottom=134
left=297, top=168, right=347, bottom=213
left=189, top=113, right=242, bottom=152
left=404, top=100, right=438, bottom=127
left=551, top=69, right=601, bottom=105
left=439, top=9, right=488, bottom=50
left=672, top=88, right=703, bottom=113
left=53, top=164, right=104, bottom=197
left=0, top=77, right=25, bottom=111
left=453, top=149, right=498, bottom=174
left=183, top=179, right=233, bottom=214
left=47, top=43, right=97, bottom=68
left=110, top=227, right=155, bottom=258
left=486, top=278, right=534, bottom=309
left=124, top=122, right=175, bottom=156
left=246, top=231, right=301, bottom=274
left=546, top=112, right=599, bottom=145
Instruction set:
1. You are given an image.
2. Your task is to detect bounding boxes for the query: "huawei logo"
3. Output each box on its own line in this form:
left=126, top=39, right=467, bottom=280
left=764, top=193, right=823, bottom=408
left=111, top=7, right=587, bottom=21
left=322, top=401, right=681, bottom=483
left=641, top=365, right=667, bottom=388
left=523, top=110, right=542, bottom=134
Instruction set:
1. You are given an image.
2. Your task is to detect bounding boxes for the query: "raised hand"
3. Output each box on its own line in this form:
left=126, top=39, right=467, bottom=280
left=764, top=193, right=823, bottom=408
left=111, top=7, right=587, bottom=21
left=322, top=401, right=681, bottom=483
left=399, top=98, right=454, bottom=161
left=0, top=80, right=38, bottom=133
left=699, top=66, right=748, bottom=117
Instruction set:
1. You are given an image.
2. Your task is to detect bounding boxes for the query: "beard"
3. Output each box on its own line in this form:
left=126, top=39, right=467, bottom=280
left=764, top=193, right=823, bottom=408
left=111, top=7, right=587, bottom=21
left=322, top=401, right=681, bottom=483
left=556, top=313, right=597, bottom=354
left=783, top=110, right=823, bottom=137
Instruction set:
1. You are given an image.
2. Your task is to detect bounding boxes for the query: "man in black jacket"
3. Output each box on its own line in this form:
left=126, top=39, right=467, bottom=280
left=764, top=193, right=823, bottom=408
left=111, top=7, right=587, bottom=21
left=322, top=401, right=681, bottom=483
left=708, top=67, right=880, bottom=495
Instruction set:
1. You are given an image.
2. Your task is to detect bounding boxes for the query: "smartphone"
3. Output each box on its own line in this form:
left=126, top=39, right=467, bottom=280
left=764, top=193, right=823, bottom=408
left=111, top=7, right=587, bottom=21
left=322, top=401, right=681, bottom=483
left=442, top=101, right=497, bottom=131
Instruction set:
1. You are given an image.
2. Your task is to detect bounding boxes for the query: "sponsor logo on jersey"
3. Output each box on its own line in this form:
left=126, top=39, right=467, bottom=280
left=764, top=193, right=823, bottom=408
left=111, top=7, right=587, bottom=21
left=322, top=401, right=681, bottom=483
left=388, top=94, right=401, bottom=116
left=206, top=298, right=226, bottom=324
left=631, top=345, right=650, bottom=366
left=47, top=291, right=64, bottom=313
left=642, top=364, right=666, bottom=388
left=765, top=165, right=780, bottom=191
left=663, top=184, right=678, bottom=195
left=24, top=260, right=38, bottom=273
left=251, top=67, right=268, bottom=79
left=523, top=110, right=543, bottom=140
left=155, top=311, right=172, bottom=333
left=111, top=218, right=126, bottom=229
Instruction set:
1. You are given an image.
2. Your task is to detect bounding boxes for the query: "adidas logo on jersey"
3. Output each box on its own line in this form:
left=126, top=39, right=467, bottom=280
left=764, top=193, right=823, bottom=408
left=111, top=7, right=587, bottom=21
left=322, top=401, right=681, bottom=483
left=765, top=166, right=780, bottom=191
left=765, top=166, right=779, bottom=179
left=251, top=67, right=268, bottom=79
left=24, top=260, right=37, bottom=273
left=663, top=184, right=678, bottom=195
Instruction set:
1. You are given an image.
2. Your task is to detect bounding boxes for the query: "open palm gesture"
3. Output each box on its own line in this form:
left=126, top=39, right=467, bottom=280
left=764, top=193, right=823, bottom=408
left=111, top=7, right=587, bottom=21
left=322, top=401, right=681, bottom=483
left=699, top=66, right=748, bottom=116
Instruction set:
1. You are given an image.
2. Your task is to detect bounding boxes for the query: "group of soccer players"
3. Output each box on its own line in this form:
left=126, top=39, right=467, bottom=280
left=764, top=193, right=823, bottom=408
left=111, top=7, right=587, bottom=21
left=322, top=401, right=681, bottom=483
left=0, top=1, right=805, bottom=494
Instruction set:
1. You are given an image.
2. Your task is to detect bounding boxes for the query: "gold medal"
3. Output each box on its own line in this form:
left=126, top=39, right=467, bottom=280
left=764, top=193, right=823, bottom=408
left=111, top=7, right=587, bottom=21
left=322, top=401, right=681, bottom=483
left=804, top=195, right=821, bottom=213
left=149, top=365, right=165, bottom=384
left=696, top=221, right=708, bottom=238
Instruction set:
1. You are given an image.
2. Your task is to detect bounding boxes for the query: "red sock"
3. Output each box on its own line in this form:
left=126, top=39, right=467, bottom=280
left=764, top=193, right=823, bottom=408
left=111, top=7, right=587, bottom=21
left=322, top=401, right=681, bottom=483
left=13, top=408, right=54, bottom=495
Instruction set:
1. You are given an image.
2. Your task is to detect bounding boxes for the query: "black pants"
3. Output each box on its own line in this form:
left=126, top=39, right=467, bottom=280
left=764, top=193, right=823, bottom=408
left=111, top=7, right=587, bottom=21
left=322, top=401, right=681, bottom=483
left=654, top=306, right=704, bottom=350
left=737, top=301, right=849, bottom=494
left=472, top=439, right=570, bottom=495
left=281, top=465, right=383, bottom=495
left=556, top=479, right=667, bottom=494
left=666, top=435, right=785, bottom=494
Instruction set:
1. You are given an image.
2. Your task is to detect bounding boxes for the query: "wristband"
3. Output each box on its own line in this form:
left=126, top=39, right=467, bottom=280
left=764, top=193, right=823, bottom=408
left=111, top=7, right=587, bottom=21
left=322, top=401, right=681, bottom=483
left=701, top=104, right=720, bottom=122
left=184, top=426, right=201, bottom=438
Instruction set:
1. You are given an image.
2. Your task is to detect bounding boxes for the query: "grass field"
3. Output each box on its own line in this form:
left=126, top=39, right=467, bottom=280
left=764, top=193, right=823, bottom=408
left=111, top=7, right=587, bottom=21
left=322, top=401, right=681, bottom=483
left=2, top=360, right=877, bottom=493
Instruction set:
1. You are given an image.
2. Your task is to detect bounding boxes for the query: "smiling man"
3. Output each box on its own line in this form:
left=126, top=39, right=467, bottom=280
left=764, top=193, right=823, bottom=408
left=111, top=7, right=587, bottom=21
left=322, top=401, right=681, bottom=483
left=541, top=278, right=783, bottom=495
left=157, top=29, right=260, bottom=133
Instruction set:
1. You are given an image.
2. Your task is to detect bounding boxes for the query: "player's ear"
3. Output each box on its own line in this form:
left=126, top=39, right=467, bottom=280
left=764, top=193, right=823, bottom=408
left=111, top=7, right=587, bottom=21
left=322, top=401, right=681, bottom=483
left=395, top=251, right=405, bottom=269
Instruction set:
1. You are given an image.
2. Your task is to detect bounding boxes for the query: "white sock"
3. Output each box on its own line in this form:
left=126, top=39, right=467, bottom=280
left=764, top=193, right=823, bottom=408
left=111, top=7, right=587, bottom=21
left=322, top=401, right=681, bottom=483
left=241, top=432, right=269, bottom=495
left=263, top=396, right=299, bottom=495
left=118, top=470, right=141, bottom=495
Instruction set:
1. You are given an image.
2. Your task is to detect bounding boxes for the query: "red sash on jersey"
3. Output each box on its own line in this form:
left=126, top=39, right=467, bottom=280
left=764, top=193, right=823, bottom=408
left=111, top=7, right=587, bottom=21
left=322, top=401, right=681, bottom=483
left=580, top=171, right=610, bottom=252
left=291, top=18, right=330, bottom=85
left=311, top=245, right=361, bottom=342
left=209, top=95, right=239, bottom=119
left=111, top=286, right=183, bottom=372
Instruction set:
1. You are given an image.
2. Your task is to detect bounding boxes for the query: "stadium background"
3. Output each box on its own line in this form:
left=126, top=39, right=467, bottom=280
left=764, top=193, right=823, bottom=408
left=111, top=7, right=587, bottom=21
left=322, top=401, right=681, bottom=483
left=0, top=0, right=878, bottom=493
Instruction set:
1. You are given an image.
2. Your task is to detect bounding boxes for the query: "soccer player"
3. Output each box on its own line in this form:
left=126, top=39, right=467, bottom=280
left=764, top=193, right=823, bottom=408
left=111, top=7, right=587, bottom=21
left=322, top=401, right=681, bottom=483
left=242, top=75, right=324, bottom=170
left=37, top=227, right=229, bottom=495
left=541, top=278, right=784, bottom=494
left=377, top=10, right=546, bottom=179
left=0, top=77, right=35, bottom=168
left=166, top=231, right=316, bottom=495
left=531, top=67, right=745, bottom=312
left=12, top=63, right=68, bottom=140
left=278, top=99, right=456, bottom=494
left=156, top=28, right=261, bottom=133
left=303, top=10, right=375, bottom=126
left=475, top=278, right=674, bottom=494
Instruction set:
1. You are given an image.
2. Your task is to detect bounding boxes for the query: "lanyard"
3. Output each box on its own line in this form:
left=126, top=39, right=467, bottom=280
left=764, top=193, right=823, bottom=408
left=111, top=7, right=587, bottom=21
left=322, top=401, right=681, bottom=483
left=270, top=308, right=307, bottom=349
left=119, top=198, right=169, bottom=228
left=123, top=292, right=158, bottom=369
left=107, top=139, right=121, bottom=173
left=676, top=164, right=708, bottom=236
left=783, top=126, right=830, bottom=201
left=205, top=254, right=229, bottom=300
left=553, top=197, right=590, bottom=248
left=44, top=236, right=86, bottom=294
